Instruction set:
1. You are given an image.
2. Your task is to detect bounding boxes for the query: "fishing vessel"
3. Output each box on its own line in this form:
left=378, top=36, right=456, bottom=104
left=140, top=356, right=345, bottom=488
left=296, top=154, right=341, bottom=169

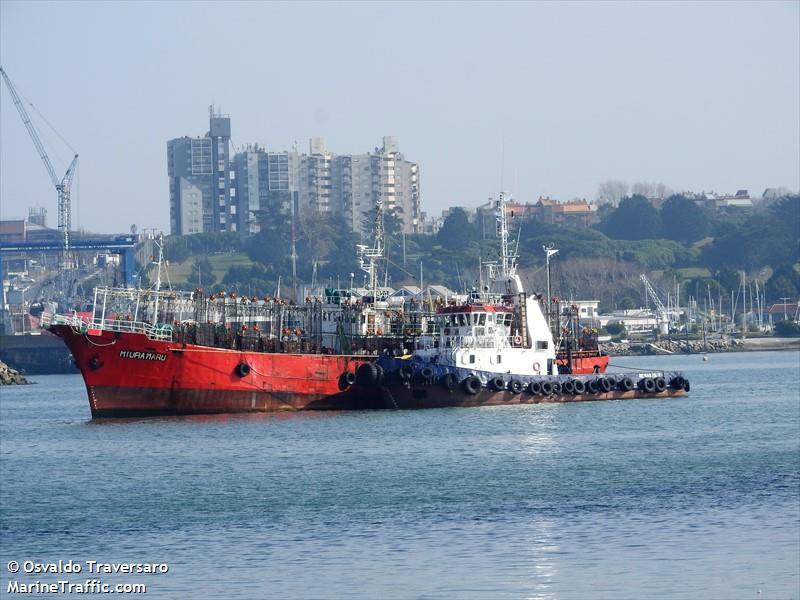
left=43, top=195, right=687, bottom=417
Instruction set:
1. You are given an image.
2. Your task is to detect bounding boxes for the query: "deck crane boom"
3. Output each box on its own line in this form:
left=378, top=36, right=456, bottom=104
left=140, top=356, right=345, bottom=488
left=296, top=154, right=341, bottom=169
left=640, top=273, right=670, bottom=335
left=0, top=66, right=78, bottom=257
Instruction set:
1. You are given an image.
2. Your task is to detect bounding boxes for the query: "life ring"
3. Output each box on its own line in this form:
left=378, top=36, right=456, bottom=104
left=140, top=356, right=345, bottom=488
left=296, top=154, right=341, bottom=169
left=236, top=362, right=251, bottom=377
left=462, top=376, right=482, bottom=395
left=533, top=361, right=541, bottom=373
left=513, top=335, right=522, bottom=346
left=509, top=379, right=523, bottom=394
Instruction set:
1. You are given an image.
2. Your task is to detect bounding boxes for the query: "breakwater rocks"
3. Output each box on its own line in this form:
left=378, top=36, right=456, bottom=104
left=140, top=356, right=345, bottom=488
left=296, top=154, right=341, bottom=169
left=601, top=337, right=800, bottom=356
left=0, top=360, right=31, bottom=385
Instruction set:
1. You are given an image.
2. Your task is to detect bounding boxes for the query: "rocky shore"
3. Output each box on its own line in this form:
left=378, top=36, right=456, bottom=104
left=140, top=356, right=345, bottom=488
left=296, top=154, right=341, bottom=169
left=600, top=336, right=800, bottom=356
left=0, top=360, right=31, bottom=385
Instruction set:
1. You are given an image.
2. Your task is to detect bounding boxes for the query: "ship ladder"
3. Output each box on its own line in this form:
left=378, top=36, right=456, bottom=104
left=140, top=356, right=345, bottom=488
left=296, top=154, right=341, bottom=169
left=518, top=293, right=529, bottom=347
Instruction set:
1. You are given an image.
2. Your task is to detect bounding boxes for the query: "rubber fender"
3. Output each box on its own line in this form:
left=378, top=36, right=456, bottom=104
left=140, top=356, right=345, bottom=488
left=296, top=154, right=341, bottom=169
left=669, top=375, right=685, bottom=389
left=572, top=379, right=585, bottom=394
left=489, top=377, right=505, bottom=391
left=587, top=378, right=600, bottom=394
left=528, top=381, right=542, bottom=395
left=399, top=363, right=415, bottom=381
left=562, top=380, right=575, bottom=395
left=551, top=382, right=562, bottom=395
left=683, top=380, right=691, bottom=392
left=509, top=379, right=523, bottom=394
left=618, top=377, right=634, bottom=391
left=641, top=377, right=656, bottom=393
left=441, top=372, right=458, bottom=390
left=356, top=362, right=378, bottom=386
left=236, top=362, right=251, bottom=377
left=540, top=381, right=554, bottom=395
left=655, top=376, right=667, bottom=392
left=462, top=376, right=482, bottom=395
left=420, top=366, right=435, bottom=380
left=344, top=371, right=356, bottom=386
left=599, top=377, right=612, bottom=393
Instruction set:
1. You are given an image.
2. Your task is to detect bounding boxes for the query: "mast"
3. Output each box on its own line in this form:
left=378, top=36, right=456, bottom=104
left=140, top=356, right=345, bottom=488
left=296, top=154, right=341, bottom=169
left=543, top=244, right=559, bottom=333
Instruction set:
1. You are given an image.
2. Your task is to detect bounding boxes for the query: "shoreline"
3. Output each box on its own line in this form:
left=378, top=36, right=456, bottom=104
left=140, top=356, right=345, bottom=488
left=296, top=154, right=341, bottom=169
left=600, top=337, right=800, bottom=357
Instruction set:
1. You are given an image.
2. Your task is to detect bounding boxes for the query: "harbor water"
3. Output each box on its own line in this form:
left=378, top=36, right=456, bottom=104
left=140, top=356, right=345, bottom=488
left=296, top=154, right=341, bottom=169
left=1, top=350, right=798, bottom=599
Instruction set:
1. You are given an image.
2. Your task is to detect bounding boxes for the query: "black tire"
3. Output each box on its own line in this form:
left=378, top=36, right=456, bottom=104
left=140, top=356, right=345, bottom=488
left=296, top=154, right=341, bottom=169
left=670, top=375, right=685, bottom=389
left=551, top=382, right=562, bottom=395
left=618, top=377, right=634, bottom=392
left=420, top=366, right=434, bottom=380
left=562, top=380, right=575, bottom=394
left=683, top=380, right=691, bottom=392
left=641, top=377, right=656, bottom=393
left=399, top=363, right=414, bottom=381
left=441, top=372, right=458, bottom=390
left=599, top=377, right=612, bottom=393
left=509, top=379, right=523, bottom=394
left=489, top=377, right=505, bottom=391
left=541, top=381, right=553, bottom=395
left=356, top=362, right=378, bottom=386
left=587, top=378, right=600, bottom=394
left=572, top=379, right=585, bottom=394
left=529, top=381, right=542, bottom=395
left=236, top=362, right=251, bottom=377
left=655, top=376, right=667, bottom=392
left=344, top=371, right=356, bottom=386
left=462, top=376, right=482, bottom=395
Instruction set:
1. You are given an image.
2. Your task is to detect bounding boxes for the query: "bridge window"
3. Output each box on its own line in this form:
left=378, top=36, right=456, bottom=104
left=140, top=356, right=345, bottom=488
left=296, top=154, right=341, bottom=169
left=537, top=341, right=549, bottom=350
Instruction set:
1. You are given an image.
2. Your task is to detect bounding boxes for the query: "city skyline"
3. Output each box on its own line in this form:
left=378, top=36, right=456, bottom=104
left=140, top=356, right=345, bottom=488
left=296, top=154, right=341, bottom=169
left=1, top=1, right=799, bottom=234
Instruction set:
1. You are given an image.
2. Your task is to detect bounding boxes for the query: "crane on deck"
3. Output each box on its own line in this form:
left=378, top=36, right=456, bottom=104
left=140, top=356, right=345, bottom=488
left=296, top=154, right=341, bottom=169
left=0, top=66, right=78, bottom=263
left=640, top=273, right=670, bottom=335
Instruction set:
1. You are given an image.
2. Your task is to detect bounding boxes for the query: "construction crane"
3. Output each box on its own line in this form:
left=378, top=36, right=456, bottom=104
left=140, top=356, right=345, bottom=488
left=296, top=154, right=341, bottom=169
left=640, top=273, right=670, bottom=335
left=0, top=66, right=78, bottom=261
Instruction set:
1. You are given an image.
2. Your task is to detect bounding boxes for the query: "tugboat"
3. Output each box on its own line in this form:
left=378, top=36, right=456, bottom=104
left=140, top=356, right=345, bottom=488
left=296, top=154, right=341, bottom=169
left=351, top=193, right=689, bottom=408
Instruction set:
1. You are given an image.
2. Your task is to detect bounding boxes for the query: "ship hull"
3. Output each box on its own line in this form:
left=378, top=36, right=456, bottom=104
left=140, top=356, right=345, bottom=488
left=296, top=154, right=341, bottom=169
left=356, top=382, right=685, bottom=409
left=49, top=325, right=373, bottom=417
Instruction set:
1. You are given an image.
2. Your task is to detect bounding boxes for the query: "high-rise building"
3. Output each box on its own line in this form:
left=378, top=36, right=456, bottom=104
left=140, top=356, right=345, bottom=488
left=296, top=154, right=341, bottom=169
left=167, top=107, right=232, bottom=235
left=172, top=112, right=422, bottom=238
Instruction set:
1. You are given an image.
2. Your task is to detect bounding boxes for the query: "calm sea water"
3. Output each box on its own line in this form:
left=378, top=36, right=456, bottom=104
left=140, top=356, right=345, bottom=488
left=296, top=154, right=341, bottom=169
left=1, top=350, right=798, bottom=599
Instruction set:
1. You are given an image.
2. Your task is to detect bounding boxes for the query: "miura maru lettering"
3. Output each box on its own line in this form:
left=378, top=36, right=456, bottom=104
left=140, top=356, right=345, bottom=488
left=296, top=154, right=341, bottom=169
left=119, top=350, right=168, bottom=362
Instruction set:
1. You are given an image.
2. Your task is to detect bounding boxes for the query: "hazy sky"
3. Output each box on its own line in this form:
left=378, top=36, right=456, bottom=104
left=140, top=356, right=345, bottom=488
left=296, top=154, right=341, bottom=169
left=1, top=1, right=798, bottom=234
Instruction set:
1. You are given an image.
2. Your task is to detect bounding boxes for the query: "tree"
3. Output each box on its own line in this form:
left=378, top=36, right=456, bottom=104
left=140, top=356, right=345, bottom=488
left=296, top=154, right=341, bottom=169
left=774, top=320, right=800, bottom=336
left=599, top=195, right=663, bottom=240
left=192, top=257, right=216, bottom=287
left=631, top=181, right=672, bottom=199
left=596, top=180, right=629, bottom=206
left=766, top=264, right=800, bottom=302
left=437, top=208, right=478, bottom=251
left=659, top=195, right=710, bottom=243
